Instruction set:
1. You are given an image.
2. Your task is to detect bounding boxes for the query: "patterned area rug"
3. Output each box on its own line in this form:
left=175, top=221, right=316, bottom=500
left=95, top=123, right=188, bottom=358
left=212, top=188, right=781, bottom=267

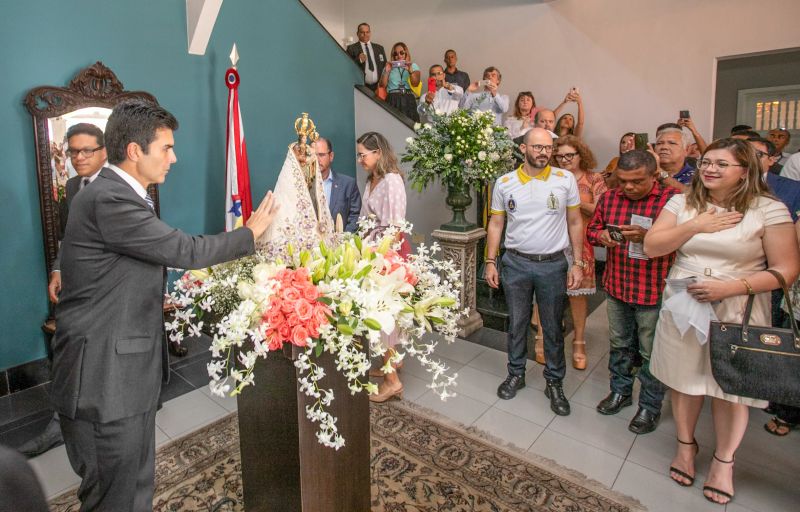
left=50, top=400, right=643, bottom=511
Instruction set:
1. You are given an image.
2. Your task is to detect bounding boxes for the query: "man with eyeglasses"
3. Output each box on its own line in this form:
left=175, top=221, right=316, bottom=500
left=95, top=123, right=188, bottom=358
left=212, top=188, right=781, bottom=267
left=312, top=137, right=361, bottom=232
left=461, top=66, right=509, bottom=125
left=417, top=64, right=463, bottom=123
left=587, top=150, right=679, bottom=434
left=18, top=124, right=108, bottom=459
left=485, top=128, right=584, bottom=416
left=345, top=22, right=386, bottom=92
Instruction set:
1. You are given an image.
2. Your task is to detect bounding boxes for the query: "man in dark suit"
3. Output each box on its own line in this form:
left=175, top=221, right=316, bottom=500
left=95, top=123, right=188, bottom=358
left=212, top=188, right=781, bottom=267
left=345, top=22, right=386, bottom=92
left=314, top=137, right=361, bottom=232
left=52, top=100, right=278, bottom=511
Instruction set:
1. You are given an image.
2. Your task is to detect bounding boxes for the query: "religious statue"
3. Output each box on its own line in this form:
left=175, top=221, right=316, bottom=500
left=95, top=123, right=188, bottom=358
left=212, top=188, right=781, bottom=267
left=257, top=113, right=336, bottom=257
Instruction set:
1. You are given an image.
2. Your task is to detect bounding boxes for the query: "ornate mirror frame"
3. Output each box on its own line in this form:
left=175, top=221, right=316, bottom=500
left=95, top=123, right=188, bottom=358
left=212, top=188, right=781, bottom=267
left=24, top=62, right=161, bottom=278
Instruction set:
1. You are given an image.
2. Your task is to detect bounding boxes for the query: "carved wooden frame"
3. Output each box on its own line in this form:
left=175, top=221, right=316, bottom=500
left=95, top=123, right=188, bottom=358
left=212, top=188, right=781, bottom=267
left=24, top=61, right=160, bottom=278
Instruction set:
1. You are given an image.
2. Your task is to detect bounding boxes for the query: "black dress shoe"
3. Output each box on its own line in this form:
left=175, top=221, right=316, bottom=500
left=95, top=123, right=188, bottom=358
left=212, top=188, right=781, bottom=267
left=497, top=374, right=526, bottom=400
left=596, top=392, right=633, bottom=415
left=18, top=415, right=63, bottom=458
left=544, top=380, right=570, bottom=416
left=628, top=406, right=661, bottom=434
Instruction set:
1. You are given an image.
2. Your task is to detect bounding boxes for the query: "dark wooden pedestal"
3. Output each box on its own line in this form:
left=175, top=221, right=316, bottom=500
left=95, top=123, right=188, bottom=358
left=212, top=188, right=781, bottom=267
left=236, top=345, right=371, bottom=512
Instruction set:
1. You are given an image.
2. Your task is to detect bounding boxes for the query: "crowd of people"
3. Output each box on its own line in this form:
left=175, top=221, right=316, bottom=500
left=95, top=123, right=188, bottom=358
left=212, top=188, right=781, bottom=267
left=348, top=21, right=800, bottom=507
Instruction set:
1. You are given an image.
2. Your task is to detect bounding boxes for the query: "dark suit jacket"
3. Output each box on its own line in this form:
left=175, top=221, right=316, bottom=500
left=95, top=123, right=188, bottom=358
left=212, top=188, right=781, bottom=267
left=766, top=172, right=800, bottom=222
left=346, top=41, right=386, bottom=75
left=52, top=168, right=255, bottom=423
left=53, top=176, right=84, bottom=271
left=328, top=171, right=362, bottom=233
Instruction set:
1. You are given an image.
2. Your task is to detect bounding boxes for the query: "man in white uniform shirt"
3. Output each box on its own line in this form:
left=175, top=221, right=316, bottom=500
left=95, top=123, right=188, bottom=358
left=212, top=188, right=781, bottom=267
left=417, top=64, right=463, bottom=123
left=485, top=128, right=585, bottom=416
left=345, top=23, right=386, bottom=93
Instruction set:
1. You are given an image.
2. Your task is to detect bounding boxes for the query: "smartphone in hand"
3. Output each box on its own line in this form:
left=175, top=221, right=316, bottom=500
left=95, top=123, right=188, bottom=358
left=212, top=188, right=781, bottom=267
left=679, top=110, right=690, bottom=119
left=607, top=224, right=625, bottom=242
left=634, top=133, right=649, bottom=151
left=428, top=77, right=437, bottom=93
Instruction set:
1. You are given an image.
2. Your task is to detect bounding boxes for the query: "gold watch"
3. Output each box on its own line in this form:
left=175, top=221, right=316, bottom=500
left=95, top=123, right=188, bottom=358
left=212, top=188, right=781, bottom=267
left=573, top=260, right=587, bottom=269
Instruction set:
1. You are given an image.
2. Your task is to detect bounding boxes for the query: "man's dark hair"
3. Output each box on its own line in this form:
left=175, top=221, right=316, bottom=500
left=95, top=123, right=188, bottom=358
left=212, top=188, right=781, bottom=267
left=105, top=100, right=178, bottom=165
left=732, top=129, right=760, bottom=139
left=731, top=124, right=752, bottom=134
left=429, top=64, right=443, bottom=75
left=617, top=149, right=657, bottom=174
left=747, top=136, right=777, bottom=156
left=444, top=49, right=456, bottom=57
left=66, top=123, right=104, bottom=147
left=656, top=122, right=682, bottom=134
left=357, top=22, right=369, bottom=31
left=316, top=137, right=333, bottom=153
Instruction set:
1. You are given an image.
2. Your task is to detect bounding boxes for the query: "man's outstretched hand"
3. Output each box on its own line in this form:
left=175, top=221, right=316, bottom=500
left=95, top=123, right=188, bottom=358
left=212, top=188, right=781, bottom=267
left=245, top=191, right=280, bottom=241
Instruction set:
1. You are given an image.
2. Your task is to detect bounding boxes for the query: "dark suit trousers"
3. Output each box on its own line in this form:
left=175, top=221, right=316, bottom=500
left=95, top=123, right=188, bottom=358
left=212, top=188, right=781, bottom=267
left=60, top=406, right=157, bottom=512
left=364, top=81, right=378, bottom=92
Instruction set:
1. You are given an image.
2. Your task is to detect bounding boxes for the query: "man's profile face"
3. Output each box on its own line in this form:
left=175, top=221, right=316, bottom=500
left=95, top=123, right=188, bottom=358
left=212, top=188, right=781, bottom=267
left=655, top=131, right=687, bottom=167
left=616, top=166, right=654, bottom=200
left=357, top=24, right=370, bottom=43
left=535, top=110, right=555, bottom=132
left=768, top=129, right=789, bottom=152
left=313, top=140, right=333, bottom=176
left=67, top=133, right=106, bottom=177
left=135, top=128, right=176, bottom=186
left=484, top=70, right=500, bottom=86
left=750, top=141, right=776, bottom=175
left=444, top=51, right=457, bottom=68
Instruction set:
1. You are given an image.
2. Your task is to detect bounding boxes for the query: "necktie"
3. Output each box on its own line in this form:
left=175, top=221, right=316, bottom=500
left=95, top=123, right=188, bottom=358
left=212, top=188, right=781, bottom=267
left=365, top=43, right=375, bottom=72
left=81, top=178, right=90, bottom=189
left=144, top=194, right=155, bottom=211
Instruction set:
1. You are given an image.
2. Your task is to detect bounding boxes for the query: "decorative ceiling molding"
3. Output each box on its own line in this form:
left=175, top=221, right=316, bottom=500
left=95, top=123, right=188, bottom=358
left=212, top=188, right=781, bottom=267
left=186, top=0, right=223, bottom=55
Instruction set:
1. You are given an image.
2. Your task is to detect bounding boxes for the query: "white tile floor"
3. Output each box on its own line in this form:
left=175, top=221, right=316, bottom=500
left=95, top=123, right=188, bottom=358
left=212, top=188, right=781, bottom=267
left=29, top=302, right=800, bottom=511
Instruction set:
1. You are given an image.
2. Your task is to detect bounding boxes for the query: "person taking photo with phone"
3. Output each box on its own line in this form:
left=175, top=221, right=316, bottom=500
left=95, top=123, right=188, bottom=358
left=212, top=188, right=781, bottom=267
left=461, top=66, right=509, bottom=125
left=417, top=64, right=463, bottom=123
left=379, top=42, right=421, bottom=122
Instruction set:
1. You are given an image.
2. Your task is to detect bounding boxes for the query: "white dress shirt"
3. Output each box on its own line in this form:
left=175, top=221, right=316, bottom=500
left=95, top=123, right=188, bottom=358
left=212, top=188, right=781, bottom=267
left=417, top=84, right=463, bottom=123
left=781, top=152, right=800, bottom=181
left=361, top=42, right=378, bottom=85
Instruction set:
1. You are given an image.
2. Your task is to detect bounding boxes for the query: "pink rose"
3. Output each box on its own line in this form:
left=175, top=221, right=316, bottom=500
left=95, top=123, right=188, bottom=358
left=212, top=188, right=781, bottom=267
left=302, top=284, right=319, bottom=301
left=294, top=267, right=310, bottom=283
left=295, top=299, right=314, bottom=321
left=286, top=312, right=301, bottom=327
left=278, top=323, right=291, bottom=342
left=291, top=325, right=309, bottom=347
left=314, top=304, right=331, bottom=325
left=281, top=287, right=301, bottom=302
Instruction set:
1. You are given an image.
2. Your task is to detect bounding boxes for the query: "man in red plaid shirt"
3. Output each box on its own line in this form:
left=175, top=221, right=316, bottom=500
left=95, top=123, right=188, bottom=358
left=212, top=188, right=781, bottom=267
left=587, top=150, right=679, bottom=434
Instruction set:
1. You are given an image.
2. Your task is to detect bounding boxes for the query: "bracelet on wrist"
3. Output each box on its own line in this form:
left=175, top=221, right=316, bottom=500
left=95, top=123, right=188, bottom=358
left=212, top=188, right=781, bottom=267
left=740, top=278, right=754, bottom=295
left=485, top=260, right=496, bottom=265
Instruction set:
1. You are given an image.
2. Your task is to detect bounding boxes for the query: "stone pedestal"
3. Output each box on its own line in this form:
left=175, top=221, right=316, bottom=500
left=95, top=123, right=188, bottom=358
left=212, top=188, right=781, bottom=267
left=431, top=227, right=486, bottom=337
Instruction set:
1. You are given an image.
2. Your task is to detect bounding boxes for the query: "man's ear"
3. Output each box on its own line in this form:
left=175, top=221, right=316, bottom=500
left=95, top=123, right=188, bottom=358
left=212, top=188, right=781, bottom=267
left=125, top=142, right=141, bottom=162
left=329, top=151, right=334, bottom=162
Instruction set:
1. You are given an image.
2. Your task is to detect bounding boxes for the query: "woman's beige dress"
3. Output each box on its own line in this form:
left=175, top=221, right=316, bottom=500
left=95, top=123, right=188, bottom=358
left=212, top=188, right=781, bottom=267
left=650, top=194, right=792, bottom=406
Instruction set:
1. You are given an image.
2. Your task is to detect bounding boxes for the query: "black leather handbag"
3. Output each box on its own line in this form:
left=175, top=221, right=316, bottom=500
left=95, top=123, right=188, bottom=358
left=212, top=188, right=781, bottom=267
left=709, top=269, right=800, bottom=407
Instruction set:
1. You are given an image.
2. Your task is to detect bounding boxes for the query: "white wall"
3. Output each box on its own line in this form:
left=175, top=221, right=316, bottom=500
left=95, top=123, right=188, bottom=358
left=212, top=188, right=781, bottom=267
left=301, top=0, right=346, bottom=46
left=354, top=90, right=478, bottom=245
left=342, top=0, right=800, bottom=164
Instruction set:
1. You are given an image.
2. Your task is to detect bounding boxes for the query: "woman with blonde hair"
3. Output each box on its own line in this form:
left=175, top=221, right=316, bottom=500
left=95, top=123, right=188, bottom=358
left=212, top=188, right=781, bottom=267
left=645, top=138, right=800, bottom=504
left=379, top=42, right=421, bottom=122
left=357, top=132, right=409, bottom=402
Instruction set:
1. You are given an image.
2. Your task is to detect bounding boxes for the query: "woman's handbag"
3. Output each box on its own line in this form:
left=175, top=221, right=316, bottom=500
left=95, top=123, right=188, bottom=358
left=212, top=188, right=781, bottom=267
left=375, top=85, right=387, bottom=101
left=709, top=269, right=800, bottom=407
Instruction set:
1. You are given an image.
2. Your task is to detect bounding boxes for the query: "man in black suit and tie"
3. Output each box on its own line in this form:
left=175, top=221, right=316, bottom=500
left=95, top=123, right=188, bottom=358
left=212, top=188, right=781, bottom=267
left=314, top=137, right=361, bottom=232
left=345, top=22, right=386, bottom=92
left=52, top=100, right=279, bottom=511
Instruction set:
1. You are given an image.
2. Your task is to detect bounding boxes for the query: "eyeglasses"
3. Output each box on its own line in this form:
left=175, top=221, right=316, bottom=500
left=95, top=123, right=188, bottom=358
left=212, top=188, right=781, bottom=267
left=554, top=152, right=578, bottom=162
left=754, top=150, right=772, bottom=160
left=315, top=152, right=331, bottom=158
left=65, top=146, right=104, bottom=158
left=527, top=144, right=553, bottom=153
left=356, top=149, right=378, bottom=160
left=392, top=51, right=406, bottom=57
left=697, top=160, right=746, bottom=171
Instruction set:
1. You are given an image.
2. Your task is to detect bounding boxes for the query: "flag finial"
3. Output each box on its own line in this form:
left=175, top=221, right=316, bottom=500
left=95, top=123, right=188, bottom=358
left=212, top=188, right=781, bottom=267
left=230, top=43, right=239, bottom=68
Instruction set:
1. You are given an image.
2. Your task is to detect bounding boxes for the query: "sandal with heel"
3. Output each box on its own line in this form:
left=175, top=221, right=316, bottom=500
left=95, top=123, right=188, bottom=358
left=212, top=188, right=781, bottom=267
left=669, top=438, right=698, bottom=487
left=572, top=340, right=586, bottom=370
left=702, top=453, right=735, bottom=504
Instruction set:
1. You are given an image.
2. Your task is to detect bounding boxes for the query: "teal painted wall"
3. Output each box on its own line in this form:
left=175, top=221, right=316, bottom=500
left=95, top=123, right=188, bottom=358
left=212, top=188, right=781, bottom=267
left=0, top=1, right=361, bottom=370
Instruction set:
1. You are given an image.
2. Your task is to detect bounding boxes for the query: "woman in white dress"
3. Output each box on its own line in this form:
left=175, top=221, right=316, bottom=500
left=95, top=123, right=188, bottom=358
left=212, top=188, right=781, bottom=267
left=356, top=132, right=409, bottom=402
left=644, top=138, right=800, bottom=504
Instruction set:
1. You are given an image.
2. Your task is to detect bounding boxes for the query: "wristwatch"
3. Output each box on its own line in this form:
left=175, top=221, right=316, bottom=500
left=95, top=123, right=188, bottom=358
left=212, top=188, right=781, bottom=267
left=657, top=170, right=670, bottom=181
left=573, top=260, right=587, bottom=269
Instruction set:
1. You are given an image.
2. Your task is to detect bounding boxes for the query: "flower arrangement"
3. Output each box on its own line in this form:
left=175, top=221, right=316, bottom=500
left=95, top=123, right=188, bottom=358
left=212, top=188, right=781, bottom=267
left=166, top=221, right=463, bottom=449
left=401, top=109, right=515, bottom=193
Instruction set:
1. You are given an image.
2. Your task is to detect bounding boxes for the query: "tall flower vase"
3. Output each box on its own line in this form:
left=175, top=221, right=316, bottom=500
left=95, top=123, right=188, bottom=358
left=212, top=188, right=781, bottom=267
left=441, top=182, right=477, bottom=232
